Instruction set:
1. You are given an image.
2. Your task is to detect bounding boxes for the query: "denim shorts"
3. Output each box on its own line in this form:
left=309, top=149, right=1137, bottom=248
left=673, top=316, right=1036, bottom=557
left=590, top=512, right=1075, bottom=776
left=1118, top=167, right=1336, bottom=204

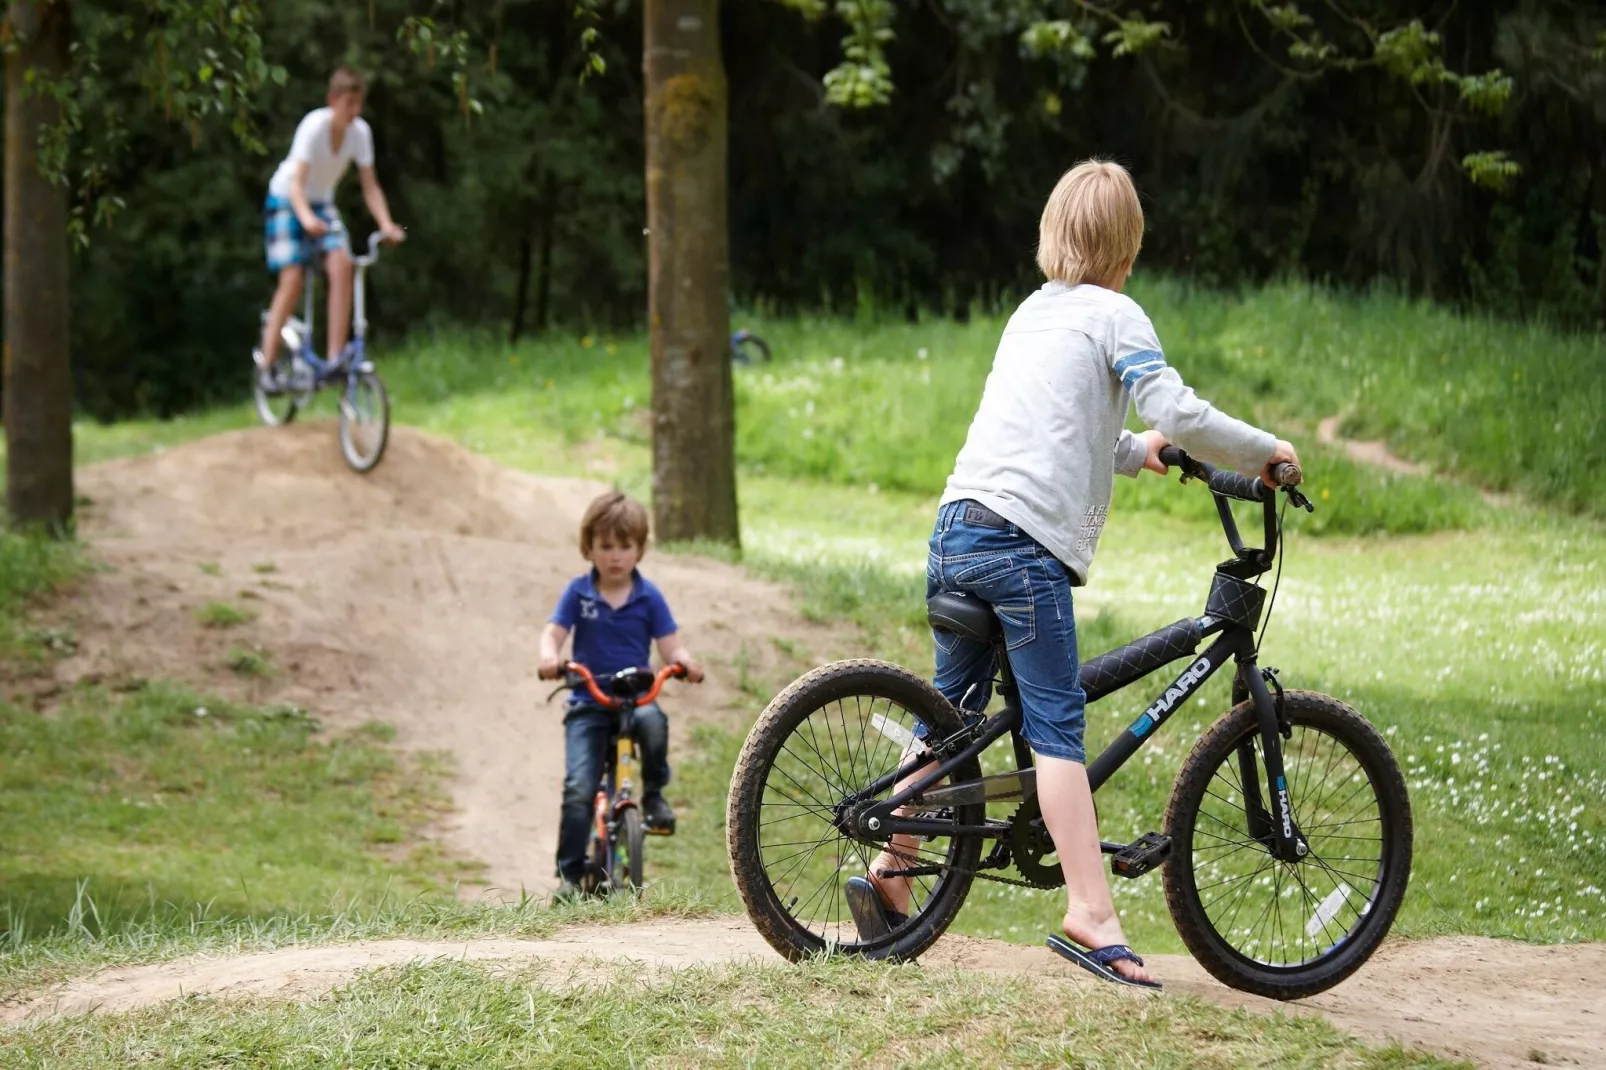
left=926, top=500, right=1087, bottom=763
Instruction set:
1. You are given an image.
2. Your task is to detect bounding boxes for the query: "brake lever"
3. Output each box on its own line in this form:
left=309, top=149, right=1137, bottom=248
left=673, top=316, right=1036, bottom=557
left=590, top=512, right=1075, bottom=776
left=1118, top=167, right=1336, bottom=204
left=1286, top=487, right=1315, bottom=513
left=546, top=682, right=568, bottom=703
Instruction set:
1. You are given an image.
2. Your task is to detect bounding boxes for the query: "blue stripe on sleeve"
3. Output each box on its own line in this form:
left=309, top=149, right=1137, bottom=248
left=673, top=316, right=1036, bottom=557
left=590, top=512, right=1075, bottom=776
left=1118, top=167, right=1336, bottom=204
left=1114, top=349, right=1167, bottom=390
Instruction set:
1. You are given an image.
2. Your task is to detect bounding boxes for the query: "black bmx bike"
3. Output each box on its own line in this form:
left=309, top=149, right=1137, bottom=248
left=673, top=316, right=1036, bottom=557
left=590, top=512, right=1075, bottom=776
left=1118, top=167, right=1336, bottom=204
left=553, top=661, right=685, bottom=895
left=726, top=449, right=1412, bottom=999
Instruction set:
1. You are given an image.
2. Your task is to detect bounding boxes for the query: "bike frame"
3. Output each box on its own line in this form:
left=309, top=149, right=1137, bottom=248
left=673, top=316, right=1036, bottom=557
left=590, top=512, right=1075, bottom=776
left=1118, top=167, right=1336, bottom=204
left=285, top=232, right=383, bottom=386
left=853, top=472, right=1311, bottom=865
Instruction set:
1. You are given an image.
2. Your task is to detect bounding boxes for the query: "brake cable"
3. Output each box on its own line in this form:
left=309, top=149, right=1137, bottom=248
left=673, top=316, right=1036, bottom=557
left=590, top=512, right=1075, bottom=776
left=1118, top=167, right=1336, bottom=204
left=1254, top=493, right=1290, bottom=655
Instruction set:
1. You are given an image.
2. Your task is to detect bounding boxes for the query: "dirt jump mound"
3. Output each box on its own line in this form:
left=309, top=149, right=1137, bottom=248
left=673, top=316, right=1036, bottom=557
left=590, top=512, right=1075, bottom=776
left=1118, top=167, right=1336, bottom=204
left=59, top=423, right=841, bottom=898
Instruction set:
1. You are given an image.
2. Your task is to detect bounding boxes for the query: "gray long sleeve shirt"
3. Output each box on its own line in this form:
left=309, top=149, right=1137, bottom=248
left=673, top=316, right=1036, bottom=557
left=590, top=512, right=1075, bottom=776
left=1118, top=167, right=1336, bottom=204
left=940, top=282, right=1276, bottom=583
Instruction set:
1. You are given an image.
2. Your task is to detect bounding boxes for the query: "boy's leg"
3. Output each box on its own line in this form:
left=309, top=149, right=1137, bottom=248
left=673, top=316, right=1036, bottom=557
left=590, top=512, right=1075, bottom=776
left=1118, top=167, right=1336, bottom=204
left=325, top=246, right=354, bottom=365
left=259, top=266, right=305, bottom=367
left=997, top=552, right=1155, bottom=985
left=632, top=702, right=674, bottom=830
left=555, top=709, right=610, bottom=884
left=866, top=506, right=997, bottom=915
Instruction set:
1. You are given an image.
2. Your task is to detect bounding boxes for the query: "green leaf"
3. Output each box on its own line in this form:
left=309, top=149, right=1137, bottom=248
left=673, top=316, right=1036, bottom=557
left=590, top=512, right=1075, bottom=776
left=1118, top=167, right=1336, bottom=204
left=1462, top=150, right=1521, bottom=192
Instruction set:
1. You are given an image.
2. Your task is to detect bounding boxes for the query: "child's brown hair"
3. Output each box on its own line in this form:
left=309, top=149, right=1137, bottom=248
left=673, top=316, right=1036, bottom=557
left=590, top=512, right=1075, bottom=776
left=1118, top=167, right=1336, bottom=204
left=579, top=490, right=650, bottom=558
left=328, top=67, right=367, bottom=97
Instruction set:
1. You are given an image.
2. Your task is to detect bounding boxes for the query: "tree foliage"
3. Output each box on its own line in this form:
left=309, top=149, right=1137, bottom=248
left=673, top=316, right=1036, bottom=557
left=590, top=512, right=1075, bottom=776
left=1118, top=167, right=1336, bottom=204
left=2, top=0, right=1602, bottom=421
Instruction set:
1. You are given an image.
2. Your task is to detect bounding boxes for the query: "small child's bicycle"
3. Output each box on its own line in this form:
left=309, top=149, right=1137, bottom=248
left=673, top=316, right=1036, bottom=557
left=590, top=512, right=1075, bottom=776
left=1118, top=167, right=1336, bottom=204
left=552, top=661, right=687, bottom=895
left=253, top=231, right=393, bottom=472
left=727, top=449, right=1412, bottom=1000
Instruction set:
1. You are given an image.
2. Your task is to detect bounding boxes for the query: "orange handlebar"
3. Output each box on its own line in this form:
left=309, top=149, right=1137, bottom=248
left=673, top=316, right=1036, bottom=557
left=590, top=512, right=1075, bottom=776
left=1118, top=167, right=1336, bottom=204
left=563, top=662, right=686, bottom=709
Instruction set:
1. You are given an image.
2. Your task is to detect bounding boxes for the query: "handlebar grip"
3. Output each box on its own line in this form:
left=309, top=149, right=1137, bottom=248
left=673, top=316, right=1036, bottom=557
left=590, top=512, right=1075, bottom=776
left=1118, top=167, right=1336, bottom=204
left=1269, top=461, right=1302, bottom=487
left=1157, top=445, right=1189, bottom=468
left=1208, top=468, right=1270, bottom=503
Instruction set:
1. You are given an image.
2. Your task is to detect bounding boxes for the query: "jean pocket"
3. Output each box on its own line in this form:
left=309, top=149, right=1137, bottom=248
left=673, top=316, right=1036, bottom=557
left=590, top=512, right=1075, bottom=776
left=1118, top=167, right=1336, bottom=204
left=969, top=564, right=1036, bottom=650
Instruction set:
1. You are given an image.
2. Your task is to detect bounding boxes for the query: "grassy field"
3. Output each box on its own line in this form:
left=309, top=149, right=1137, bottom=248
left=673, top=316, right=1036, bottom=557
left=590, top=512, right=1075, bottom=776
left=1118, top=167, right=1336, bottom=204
left=1, top=280, right=1598, bottom=1063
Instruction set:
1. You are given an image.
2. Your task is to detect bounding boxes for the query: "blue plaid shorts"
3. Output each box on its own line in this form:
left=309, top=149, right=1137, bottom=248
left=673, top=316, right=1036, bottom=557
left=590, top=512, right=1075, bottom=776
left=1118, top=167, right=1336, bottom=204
left=263, top=195, right=349, bottom=272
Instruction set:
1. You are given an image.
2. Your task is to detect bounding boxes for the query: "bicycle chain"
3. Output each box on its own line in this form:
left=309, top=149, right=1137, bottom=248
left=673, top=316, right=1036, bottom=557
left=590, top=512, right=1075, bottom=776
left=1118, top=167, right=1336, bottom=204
left=872, top=802, right=1066, bottom=891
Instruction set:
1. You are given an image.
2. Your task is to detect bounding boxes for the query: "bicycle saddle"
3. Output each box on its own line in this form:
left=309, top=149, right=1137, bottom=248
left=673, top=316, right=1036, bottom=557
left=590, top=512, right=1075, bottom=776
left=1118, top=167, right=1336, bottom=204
left=926, top=591, right=1001, bottom=645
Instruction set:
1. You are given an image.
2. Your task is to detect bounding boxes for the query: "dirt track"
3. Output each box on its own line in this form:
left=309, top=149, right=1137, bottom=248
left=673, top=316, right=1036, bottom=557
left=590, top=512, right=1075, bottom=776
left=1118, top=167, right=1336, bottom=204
left=22, top=423, right=1604, bottom=1070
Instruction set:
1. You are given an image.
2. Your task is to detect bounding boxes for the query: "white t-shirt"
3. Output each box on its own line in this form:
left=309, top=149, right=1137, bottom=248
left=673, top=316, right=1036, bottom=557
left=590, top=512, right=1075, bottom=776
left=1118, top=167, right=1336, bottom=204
left=267, top=108, right=374, bottom=202
left=941, top=282, right=1275, bottom=583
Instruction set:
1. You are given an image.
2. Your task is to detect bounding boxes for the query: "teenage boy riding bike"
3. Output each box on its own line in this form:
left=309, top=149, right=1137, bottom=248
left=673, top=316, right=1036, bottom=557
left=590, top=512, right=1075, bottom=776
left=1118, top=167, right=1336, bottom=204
left=256, top=67, right=405, bottom=390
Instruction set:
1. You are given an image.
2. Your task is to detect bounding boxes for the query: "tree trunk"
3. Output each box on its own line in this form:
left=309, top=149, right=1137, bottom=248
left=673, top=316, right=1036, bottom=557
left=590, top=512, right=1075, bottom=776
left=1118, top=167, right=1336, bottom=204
left=4, top=0, right=74, bottom=533
left=644, top=0, right=738, bottom=546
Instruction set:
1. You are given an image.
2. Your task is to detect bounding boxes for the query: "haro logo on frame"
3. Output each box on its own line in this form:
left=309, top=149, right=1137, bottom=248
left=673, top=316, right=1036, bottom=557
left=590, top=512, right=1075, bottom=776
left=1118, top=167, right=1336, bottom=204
left=1131, top=655, right=1211, bottom=737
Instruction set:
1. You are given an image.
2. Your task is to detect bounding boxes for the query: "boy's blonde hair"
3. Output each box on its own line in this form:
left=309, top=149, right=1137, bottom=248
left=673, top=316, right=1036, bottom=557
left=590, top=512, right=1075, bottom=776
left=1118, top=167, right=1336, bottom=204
left=328, top=67, right=367, bottom=97
left=1035, top=159, right=1144, bottom=288
left=580, top=490, right=650, bottom=558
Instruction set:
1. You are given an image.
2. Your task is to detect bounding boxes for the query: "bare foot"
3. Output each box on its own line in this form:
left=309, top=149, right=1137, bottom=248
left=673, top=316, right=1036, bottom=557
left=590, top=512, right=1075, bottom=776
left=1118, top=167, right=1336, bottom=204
left=1063, top=906, right=1157, bottom=986
left=867, top=847, right=915, bottom=915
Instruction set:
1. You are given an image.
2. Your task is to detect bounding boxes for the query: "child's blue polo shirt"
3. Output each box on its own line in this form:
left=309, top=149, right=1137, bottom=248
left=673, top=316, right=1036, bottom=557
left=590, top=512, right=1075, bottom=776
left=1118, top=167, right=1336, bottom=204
left=551, top=569, right=678, bottom=680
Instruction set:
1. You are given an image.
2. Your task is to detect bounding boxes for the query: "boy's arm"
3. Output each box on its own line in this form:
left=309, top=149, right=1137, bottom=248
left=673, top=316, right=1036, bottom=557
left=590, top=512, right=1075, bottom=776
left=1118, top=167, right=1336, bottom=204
left=538, top=622, right=570, bottom=680
left=1114, top=429, right=1169, bottom=478
left=1110, top=309, right=1284, bottom=476
left=655, top=632, right=704, bottom=683
left=357, top=166, right=404, bottom=241
left=288, top=163, right=326, bottom=235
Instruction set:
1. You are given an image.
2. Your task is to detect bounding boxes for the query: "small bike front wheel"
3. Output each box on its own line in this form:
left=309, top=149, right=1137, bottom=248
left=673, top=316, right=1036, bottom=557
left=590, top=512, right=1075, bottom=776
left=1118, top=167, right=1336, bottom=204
left=727, top=659, right=983, bottom=962
left=1163, top=690, right=1412, bottom=1000
left=338, top=370, right=389, bottom=472
left=617, top=807, right=647, bottom=892
left=730, top=329, right=771, bottom=365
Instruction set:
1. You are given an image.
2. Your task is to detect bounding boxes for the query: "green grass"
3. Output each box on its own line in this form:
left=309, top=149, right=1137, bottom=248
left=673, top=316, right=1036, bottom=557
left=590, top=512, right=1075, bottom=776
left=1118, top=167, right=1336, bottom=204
left=194, top=601, right=255, bottom=628
left=224, top=646, right=275, bottom=678
left=0, top=683, right=463, bottom=959
left=4, top=956, right=1464, bottom=1069
left=0, top=530, right=82, bottom=657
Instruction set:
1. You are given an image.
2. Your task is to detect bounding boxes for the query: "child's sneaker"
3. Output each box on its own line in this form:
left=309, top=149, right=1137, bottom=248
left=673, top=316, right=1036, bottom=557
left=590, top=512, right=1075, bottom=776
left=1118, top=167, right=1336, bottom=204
left=643, top=793, right=676, bottom=836
left=253, top=349, right=281, bottom=394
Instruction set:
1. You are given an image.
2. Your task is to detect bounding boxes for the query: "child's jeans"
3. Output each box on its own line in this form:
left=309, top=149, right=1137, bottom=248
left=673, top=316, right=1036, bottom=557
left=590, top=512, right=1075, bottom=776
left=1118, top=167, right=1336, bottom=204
left=927, top=500, right=1088, bottom=763
left=555, top=701, right=670, bottom=882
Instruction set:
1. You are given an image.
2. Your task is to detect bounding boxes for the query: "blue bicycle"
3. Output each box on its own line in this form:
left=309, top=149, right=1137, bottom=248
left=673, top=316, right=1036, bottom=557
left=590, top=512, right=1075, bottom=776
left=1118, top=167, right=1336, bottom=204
left=253, top=231, right=393, bottom=472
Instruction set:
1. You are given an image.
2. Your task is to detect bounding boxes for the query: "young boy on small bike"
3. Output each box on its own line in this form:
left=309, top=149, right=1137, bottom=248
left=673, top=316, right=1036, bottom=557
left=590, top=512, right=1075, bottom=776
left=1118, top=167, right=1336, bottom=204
left=847, top=159, right=1300, bottom=988
left=255, top=67, right=405, bottom=390
left=537, top=491, right=704, bottom=896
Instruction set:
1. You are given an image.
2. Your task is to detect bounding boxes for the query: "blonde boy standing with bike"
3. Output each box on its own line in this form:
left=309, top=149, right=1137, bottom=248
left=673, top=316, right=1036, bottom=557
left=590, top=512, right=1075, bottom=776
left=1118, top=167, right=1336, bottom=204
left=848, top=160, right=1300, bottom=988
left=255, top=68, right=405, bottom=390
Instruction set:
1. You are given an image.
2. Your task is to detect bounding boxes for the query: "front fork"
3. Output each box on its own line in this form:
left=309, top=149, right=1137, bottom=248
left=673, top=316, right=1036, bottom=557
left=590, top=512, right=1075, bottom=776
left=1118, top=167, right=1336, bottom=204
left=1234, top=658, right=1307, bottom=863
left=593, top=736, right=641, bottom=846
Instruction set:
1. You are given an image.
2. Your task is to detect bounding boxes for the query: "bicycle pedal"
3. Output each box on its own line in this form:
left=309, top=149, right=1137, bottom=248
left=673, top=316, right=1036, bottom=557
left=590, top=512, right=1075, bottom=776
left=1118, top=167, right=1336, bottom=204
left=646, top=824, right=675, bottom=837
left=1110, top=832, right=1171, bottom=879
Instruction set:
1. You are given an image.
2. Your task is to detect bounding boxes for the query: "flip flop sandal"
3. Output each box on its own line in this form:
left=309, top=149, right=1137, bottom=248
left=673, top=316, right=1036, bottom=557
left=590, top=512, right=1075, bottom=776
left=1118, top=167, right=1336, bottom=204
left=1046, top=933, right=1163, bottom=990
left=844, top=876, right=908, bottom=941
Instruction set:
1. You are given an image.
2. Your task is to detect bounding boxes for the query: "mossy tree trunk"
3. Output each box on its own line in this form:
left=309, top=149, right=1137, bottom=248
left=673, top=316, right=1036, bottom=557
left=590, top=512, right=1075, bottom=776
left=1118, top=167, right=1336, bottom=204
left=4, top=0, right=74, bottom=533
left=644, top=0, right=738, bottom=546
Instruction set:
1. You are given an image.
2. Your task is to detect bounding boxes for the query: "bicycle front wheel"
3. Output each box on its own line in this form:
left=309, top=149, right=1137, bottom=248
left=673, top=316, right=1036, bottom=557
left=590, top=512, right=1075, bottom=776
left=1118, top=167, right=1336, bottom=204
left=253, top=367, right=301, bottom=427
left=617, top=807, right=647, bottom=891
left=1164, top=690, right=1412, bottom=999
left=338, top=371, right=389, bottom=472
left=727, top=659, right=983, bottom=962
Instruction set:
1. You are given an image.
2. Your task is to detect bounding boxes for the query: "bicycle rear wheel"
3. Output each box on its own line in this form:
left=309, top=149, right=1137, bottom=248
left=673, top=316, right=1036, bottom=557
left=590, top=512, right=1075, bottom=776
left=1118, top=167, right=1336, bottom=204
left=616, top=807, right=647, bottom=891
left=338, top=370, right=389, bottom=472
left=727, top=659, right=983, bottom=962
left=1163, top=690, right=1412, bottom=999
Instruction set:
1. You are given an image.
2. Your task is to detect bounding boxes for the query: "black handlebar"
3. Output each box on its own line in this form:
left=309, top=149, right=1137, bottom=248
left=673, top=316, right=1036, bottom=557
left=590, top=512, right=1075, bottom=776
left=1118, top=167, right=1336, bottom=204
left=1156, top=446, right=1303, bottom=504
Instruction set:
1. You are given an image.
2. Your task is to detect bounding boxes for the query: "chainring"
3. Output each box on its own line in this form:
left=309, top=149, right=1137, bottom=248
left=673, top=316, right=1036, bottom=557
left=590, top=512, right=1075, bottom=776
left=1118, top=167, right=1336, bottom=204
left=1005, top=799, right=1066, bottom=889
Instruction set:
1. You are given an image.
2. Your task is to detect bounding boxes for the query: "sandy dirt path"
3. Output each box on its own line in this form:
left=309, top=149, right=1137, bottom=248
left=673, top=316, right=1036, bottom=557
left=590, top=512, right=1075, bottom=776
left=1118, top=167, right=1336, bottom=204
left=21, top=423, right=1602, bottom=1069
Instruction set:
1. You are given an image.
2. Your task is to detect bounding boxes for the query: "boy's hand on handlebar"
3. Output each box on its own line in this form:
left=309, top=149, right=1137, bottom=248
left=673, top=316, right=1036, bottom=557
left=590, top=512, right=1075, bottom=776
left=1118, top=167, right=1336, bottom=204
left=674, top=657, right=705, bottom=684
left=300, top=215, right=329, bottom=237
left=1262, top=439, right=1301, bottom=488
left=380, top=224, right=406, bottom=243
left=1139, top=430, right=1170, bottom=475
left=537, top=657, right=564, bottom=681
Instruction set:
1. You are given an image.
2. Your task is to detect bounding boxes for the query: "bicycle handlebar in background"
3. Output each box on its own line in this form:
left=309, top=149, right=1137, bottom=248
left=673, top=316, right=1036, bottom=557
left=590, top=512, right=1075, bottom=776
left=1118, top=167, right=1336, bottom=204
left=561, top=661, right=687, bottom=709
left=354, top=230, right=403, bottom=268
